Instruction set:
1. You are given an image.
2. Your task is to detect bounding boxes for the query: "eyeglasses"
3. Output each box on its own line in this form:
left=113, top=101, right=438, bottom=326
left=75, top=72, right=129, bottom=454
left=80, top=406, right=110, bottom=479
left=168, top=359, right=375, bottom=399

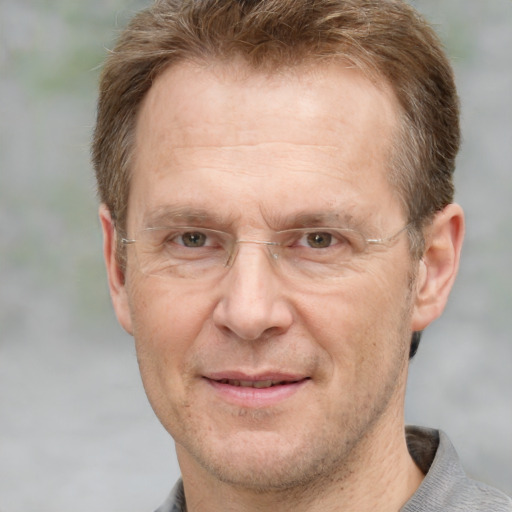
left=121, top=223, right=410, bottom=283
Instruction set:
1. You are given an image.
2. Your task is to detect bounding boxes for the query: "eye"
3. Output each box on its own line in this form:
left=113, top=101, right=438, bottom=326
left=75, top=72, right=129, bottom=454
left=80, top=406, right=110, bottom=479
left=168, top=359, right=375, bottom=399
left=291, top=228, right=361, bottom=253
left=176, top=231, right=208, bottom=248
left=305, top=232, right=333, bottom=249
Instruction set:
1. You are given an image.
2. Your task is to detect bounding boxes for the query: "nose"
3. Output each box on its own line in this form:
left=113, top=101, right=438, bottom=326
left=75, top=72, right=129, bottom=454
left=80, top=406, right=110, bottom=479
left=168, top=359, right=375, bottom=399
left=212, top=242, right=293, bottom=341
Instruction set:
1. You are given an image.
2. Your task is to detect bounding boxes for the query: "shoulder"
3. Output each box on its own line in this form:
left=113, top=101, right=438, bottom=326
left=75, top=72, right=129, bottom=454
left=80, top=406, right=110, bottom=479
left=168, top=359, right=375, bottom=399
left=456, top=478, right=512, bottom=511
left=403, top=426, right=512, bottom=512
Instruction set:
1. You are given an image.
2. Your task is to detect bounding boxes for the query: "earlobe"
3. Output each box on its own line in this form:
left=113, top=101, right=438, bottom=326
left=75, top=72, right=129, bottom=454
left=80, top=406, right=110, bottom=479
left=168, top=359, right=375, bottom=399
left=411, top=203, right=465, bottom=332
left=99, top=204, right=134, bottom=335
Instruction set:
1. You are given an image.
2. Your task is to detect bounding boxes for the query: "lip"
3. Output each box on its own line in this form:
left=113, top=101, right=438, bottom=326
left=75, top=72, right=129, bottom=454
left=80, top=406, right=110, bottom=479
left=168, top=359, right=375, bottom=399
left=203, top=371, right=310, bottom=408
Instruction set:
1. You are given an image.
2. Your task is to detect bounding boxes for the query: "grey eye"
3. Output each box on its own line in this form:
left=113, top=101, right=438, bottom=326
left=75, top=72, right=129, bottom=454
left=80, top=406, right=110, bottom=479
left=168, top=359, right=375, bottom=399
left=181, top=232, right=207, bottom=247
left=306, top=232, right=332, bottom=249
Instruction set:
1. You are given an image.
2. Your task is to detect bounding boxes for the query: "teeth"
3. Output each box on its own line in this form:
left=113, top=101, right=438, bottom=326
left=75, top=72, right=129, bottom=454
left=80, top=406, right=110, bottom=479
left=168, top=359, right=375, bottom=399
left=219, top=379, right=284, bottom=388
left=251, top=380, right=274, bottom=389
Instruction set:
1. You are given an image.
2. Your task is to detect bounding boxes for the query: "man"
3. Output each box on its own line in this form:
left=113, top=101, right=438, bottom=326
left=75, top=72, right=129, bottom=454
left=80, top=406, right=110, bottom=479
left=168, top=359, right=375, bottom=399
left=92, top=0, right=511, bottom=510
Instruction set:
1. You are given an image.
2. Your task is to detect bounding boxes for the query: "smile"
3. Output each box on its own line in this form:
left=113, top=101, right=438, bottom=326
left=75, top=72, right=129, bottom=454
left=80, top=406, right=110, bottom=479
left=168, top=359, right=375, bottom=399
left=204, top=375, right=310, bottom=408
left=216, top=379, right=299, bottom=388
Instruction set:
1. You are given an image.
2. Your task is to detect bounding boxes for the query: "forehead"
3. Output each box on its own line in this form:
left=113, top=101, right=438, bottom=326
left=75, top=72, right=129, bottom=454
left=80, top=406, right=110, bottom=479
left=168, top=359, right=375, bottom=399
left=136, top=59, right=399, bottom=150
left=129, top=60, right=402, bottom=228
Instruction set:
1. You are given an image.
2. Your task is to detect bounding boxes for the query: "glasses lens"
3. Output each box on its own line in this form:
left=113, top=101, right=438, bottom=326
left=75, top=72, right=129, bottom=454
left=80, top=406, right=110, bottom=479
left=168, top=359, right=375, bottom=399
left=132, top=227, right=232, bottom=278
left=272, top=228, right=367, bottom=280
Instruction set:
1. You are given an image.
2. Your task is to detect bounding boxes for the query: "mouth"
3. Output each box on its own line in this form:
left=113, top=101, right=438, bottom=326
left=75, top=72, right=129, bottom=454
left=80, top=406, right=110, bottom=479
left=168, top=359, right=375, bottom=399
left=214, top=378, right=303, bottom=389
left=203, top=373, right=310, bottom=407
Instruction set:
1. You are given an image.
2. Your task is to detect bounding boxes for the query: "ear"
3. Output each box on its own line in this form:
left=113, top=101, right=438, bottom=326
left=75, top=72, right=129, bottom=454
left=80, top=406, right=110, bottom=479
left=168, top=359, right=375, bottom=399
left=411, top=203, right=465, bottom=331
left=99, top=204, right=134, bottom=335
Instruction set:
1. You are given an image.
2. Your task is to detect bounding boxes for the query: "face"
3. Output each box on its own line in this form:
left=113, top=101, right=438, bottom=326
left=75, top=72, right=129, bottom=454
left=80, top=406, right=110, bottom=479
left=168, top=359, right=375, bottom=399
left=108, top=61, right=421, bottom=490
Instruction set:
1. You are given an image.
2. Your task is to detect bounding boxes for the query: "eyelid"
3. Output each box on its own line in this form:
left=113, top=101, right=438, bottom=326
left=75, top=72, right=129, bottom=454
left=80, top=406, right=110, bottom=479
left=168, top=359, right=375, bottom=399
left=145, top=226, right=230, bottom=236
left=276, top=227, right=358, bottom=237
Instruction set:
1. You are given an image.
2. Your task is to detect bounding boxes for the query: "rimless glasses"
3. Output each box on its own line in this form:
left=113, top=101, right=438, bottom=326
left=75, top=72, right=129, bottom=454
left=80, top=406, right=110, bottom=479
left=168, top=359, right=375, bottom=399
left=121, top=223, right=411, bottom=283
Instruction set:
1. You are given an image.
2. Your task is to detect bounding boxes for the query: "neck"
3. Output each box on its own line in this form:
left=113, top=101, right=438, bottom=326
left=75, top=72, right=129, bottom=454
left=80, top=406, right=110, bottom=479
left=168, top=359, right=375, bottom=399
left=178, top=413, right=424, bottom=512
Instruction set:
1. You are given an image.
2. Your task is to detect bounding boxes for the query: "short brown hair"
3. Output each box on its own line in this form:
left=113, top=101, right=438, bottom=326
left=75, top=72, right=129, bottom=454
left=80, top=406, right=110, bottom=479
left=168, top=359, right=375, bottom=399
left=92, top=0, right=460, bottom=257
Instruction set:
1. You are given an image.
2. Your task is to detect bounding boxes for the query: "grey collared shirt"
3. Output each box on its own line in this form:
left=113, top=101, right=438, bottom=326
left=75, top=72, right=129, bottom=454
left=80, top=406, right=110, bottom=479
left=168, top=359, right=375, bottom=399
left=155, top=426, right=512, bottom=512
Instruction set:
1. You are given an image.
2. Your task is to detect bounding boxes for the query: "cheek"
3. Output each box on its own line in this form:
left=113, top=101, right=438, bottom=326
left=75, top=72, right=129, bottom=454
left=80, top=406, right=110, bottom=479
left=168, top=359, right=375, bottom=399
left=127, top=278, right=213, bottom=393
left=130, top=278, right=208, bottom=340
left=296, top=268, right=412, bottom=377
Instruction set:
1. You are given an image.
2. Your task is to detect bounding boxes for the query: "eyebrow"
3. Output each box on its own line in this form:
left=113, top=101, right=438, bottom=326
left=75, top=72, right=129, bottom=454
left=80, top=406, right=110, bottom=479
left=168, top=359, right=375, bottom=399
left=267, top=210, right=369, bottom=232
left=142, top=206, right=370, bottom=232
left=142, top=206, right=237, bottom=230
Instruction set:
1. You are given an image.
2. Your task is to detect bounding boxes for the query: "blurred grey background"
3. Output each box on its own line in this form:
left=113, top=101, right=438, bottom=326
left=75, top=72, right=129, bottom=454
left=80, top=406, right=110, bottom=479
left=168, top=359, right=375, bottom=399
left=0, top=0, right=511, bottom=510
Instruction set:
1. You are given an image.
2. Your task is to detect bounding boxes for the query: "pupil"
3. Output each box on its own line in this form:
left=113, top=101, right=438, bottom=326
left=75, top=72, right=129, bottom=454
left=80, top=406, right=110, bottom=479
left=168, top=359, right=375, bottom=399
left=307, top=232, right=331, bottom=248
left=183, top=232, right=206, bottom=247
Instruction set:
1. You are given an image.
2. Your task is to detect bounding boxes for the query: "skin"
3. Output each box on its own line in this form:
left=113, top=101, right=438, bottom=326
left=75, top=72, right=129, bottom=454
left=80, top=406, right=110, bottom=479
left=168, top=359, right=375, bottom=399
left=101, top=61, right=464, bottom=512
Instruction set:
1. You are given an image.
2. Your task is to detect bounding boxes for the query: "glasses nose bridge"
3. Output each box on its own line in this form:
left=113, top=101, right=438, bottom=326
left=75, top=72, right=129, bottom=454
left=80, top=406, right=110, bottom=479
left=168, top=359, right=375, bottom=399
left=225, top=238, right=280, bottom=268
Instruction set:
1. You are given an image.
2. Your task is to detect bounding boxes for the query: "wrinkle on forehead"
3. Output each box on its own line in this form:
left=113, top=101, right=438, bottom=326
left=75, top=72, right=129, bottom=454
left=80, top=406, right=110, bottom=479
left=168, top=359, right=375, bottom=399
left=146, top=142, right=385, bottom=187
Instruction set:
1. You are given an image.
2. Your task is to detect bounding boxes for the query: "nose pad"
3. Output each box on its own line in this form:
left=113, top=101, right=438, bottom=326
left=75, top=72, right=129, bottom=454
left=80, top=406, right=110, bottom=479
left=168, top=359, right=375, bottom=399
left=224, top=242, right=239, bottom=268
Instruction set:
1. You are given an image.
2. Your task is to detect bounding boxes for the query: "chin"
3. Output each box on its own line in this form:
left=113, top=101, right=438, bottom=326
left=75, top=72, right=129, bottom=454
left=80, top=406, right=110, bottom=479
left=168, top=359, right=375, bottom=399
left=178, top=426, right=352, bottom=493
left=203, top=452, right=327, bottom=491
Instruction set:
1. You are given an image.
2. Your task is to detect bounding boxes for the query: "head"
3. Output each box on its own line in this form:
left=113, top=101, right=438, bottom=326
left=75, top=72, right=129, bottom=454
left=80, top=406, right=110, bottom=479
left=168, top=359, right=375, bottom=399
left=93, top=0, right=464, bottom=499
